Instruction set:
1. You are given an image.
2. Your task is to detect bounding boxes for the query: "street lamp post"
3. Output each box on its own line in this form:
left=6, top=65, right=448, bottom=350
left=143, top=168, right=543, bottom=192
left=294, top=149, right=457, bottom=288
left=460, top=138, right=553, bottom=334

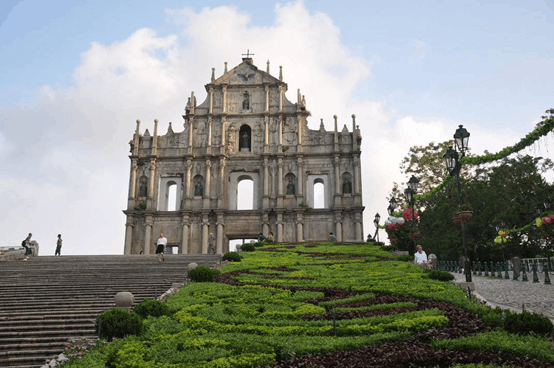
left=443, top=125, right=472, bottom=283
left=373, top=213, right=381, bottom=242
left=543, top=201, right=552, bottom=272
left=495, top=221, right=506, bottom=262
left=404, top=175, right=419, bottom=252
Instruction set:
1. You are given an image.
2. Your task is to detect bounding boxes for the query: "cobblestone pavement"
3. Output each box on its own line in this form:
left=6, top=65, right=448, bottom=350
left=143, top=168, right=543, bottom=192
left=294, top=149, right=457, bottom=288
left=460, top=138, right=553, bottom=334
left=450, top=271, right=554, bottom=322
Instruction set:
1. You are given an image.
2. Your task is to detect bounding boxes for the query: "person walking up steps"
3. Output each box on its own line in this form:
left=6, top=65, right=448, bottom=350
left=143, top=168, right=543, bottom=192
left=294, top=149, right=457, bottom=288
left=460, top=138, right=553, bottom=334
left=55, top=234, right=62, bottom=256
left=22, top=233, right=32, bottom=260
left=156, top=234, right=167, bottom=262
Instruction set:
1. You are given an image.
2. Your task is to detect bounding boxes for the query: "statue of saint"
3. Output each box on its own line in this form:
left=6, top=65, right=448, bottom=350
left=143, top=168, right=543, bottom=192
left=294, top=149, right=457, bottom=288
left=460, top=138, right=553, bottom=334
left=286, top=180, right=295, bottom=195
left=195, top=181, right=204, bottom=197
left=241, top=131, right=250, bottom=151
left=138, top=178, right=148, bottom=197
left=242, top=92, right=250, bottom=110
left=343, top=177, right=352, bottom=194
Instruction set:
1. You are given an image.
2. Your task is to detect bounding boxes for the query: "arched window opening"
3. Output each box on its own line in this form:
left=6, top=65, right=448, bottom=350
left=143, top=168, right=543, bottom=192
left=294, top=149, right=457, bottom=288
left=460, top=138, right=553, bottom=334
left=167, top=183, right=177, bottom=211
left=314, top=180, right=325, bottom=209
left=237, top=178, right=254, bottom=210
left=239, top=124, right=252, bottom=152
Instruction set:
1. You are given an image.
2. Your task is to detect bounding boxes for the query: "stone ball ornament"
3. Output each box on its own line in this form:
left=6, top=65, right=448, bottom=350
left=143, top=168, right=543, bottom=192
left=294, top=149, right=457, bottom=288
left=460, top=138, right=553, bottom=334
left=114, top=291, right=135, bottom=310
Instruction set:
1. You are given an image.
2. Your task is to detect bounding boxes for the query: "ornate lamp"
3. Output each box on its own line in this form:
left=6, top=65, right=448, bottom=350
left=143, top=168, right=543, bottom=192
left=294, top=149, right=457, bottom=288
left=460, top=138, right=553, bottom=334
left=443, top=146, right=458, bottom=174
left=454, top=124, right=470, bottom=154
left=408, top=175, right=419, bottom=193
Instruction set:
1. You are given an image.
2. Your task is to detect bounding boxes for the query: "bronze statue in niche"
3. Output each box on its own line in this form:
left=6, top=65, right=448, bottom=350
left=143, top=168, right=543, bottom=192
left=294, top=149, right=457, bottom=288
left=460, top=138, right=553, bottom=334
left=343, top=176, right=352, bottom=194
left=286, top=180, right=295, bottom=195
left=195, top=180, right=204, bottom=196
left=242, top=91, right=250, bottom=110
left=239, top=125, right=251, bottom=151
left=138, top=176, right=148, bottom=197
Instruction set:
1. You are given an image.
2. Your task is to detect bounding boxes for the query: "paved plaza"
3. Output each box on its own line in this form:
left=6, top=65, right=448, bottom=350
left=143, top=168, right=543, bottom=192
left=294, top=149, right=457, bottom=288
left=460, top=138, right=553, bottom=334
left=451, top=271, right=554, bottom=322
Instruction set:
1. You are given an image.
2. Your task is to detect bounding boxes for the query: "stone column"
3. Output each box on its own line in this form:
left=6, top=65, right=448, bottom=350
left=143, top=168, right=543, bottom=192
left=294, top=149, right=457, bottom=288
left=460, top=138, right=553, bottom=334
left=297, top=157, right=303, bottom=197
left=278, top=116, right=283, bottom=147
left=207, top=118, right=213, bottom=155
left=277, top=158, right=283, bottom=208
left=355, top=213, right=363, bottom=242
left=152, top=119, right=159, bottom=156
left=263, top=212, right=269, bottom=236
left=277, top=212, right=283, bottom=242
left=296, top=212, right=303, bottom=242
left=354, top=155, right=362, bottom=206
left=124, top=216, right=134, bottom=255
left=351, top=114, right=357, bottom=152
left=147, top=160, right=157, bottom=210
left=264, top=115, right=269, bottom=148
left=216, top=213, right=224, bottom=254
left=220, top=117, right=227, bottom=152
left=188, top=117, right=194, bottom=154
left=181, top=214, right=190, bottom=254
left=335, top=222, right=342, bottom=243
left=265, top=86, right=270, bottom=112
left=202, top=214, right=209, bottom=254
left=205, top=160, right=212, bottom=208
left=133, top=119, right=141, bottom=156
left=333, top=115, right=339, bottom=152
left=222, top=86, right=227, bottom=113
left=209, top=87, right=214, bottom=114
left=144, top=216, right=153, bottom=254
left=279, top=86, right=284, bottom=111
left=128, top=161, right=138, bottom=208
left=263, top=158, right=269, bottom=196
left=334, top=156, right=340, bottom=195
left=218, top=157, right=226, bottom=208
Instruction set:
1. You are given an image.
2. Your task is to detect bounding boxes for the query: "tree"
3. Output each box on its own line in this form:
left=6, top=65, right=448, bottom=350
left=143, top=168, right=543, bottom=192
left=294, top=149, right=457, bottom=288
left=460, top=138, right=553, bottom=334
left=418, top=154, right=554, bottom=262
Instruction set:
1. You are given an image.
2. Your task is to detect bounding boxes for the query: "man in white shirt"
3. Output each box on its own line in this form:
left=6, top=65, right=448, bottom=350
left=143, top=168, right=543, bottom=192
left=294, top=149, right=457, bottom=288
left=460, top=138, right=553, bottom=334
left=414, top=245, right=428, bottom=265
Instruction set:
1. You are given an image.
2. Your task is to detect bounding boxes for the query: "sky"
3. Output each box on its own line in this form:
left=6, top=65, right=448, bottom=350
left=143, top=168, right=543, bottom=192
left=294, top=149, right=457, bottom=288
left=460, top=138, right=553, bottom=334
left=1, top=0, right=554, bottom=255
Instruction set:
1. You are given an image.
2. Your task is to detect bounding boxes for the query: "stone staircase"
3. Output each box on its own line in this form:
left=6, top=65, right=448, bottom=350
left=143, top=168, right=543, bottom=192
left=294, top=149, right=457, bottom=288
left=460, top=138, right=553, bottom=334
left=0, top=254, right=220, bottom=368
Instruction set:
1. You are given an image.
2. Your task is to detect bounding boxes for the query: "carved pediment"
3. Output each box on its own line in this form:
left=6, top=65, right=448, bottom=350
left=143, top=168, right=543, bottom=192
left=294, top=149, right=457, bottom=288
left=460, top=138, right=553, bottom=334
left=212, top=60, right=281, bottom=86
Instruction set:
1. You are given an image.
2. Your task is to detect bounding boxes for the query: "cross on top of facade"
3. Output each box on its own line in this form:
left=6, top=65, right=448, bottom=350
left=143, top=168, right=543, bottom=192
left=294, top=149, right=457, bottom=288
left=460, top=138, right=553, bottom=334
left=242, top=49, right=254, bottom=58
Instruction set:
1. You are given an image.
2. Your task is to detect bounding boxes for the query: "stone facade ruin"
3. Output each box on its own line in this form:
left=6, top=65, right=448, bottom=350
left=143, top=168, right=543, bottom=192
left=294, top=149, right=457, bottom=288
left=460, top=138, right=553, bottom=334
left=123, top=57, right=364, bottom=254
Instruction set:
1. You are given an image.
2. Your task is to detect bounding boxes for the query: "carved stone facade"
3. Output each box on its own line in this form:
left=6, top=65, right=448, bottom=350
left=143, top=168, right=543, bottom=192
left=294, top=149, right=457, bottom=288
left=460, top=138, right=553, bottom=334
left=123, top=58, right=364, bottom=254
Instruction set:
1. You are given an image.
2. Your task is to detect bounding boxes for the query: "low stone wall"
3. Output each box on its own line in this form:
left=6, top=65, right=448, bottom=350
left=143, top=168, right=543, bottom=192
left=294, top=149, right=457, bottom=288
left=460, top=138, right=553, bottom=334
left=0, top=247, right=26, bottom=261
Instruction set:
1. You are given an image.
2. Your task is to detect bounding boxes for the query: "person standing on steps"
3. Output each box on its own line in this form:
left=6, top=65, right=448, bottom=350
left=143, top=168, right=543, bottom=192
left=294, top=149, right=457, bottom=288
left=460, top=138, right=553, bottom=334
left=156, top=234, right=167, bottom=262
left=55, top=234, right=62, bottom=256
left=22, top=233, right=32, bottom=260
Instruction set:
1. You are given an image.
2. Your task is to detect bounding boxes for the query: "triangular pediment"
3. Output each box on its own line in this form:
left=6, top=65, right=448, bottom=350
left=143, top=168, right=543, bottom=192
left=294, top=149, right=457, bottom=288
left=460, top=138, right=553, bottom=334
left=212, top=59, right=281, bottom=86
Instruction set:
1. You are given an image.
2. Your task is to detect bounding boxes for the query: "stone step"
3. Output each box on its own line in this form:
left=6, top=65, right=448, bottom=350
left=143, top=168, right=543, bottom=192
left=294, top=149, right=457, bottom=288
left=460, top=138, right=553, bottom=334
left=0, top=354, right=55, bottom=368
left=0, top=254, right=219, bottom=367
left=0, top=329, right=96, bottom=338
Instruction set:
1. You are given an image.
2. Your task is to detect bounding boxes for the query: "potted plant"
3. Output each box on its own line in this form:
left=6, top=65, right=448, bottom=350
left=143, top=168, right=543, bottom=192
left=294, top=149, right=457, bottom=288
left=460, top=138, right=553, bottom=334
left=457, top=203, right=473, bottom=220
left=452, top=216, right=462, bottom=226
